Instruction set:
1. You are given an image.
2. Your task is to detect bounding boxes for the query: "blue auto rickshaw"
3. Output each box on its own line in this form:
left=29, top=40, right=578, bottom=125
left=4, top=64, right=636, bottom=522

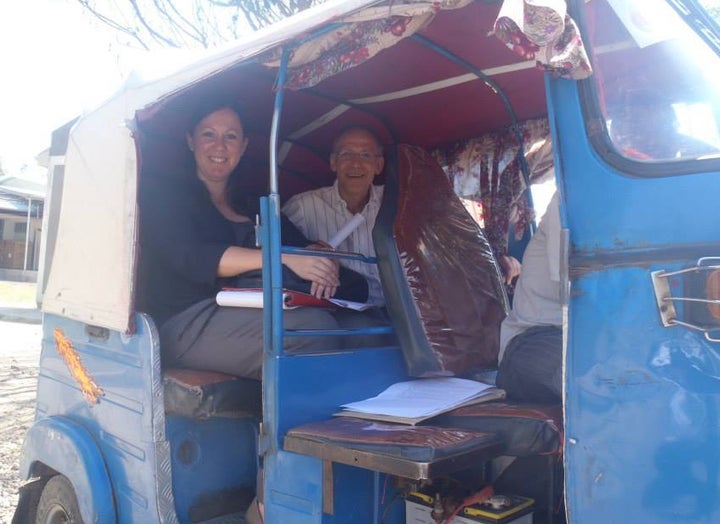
left=13, top=0, right=720, bottom=522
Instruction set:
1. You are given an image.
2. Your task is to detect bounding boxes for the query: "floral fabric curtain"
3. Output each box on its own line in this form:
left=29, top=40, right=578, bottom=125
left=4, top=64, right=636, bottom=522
left=493, top=0, right=592, bottom=80
left=433, top=118, right=554, bottom=259
left=263, top=0, right=474, bottom=90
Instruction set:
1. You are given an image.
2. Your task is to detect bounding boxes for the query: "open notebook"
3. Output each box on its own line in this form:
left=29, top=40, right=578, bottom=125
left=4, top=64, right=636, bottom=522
left=334, top=377, right=505, bottom=425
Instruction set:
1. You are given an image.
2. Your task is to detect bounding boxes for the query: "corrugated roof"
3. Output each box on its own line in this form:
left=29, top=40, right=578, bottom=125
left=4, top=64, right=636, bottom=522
left=0, top=194, right=29, bottom=213
left=0, top=176, right=46, bottom=200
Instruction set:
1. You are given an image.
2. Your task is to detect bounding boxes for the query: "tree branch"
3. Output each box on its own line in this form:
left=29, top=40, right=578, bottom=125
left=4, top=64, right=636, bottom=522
left=76, top=0, right=328, bottom=50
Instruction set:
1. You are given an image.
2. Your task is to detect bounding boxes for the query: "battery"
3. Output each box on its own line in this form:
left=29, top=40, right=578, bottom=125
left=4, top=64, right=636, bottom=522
left=456, top=494, right=534, bottom=524
left=405, top=491, right=534, bottom=524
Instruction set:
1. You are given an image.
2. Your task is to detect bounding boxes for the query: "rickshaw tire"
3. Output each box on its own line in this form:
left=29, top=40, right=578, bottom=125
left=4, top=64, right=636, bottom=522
left=35, top=475, right=84, bottom=524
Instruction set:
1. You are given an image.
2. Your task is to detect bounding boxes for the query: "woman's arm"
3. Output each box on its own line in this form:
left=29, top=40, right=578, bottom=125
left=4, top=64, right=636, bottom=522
left=218, top=246, right=340, bottom=297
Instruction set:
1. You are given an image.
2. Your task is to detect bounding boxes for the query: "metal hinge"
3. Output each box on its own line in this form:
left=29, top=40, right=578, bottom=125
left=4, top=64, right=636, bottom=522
left=651, top=257, right=720, bottom=342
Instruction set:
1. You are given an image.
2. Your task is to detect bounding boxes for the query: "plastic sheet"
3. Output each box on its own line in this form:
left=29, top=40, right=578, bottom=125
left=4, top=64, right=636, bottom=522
left=374, top=144, right=508, bottom=377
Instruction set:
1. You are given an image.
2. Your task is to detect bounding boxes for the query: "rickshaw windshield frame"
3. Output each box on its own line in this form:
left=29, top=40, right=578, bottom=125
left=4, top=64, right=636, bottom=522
left=577, top=0, right=720, bottom=177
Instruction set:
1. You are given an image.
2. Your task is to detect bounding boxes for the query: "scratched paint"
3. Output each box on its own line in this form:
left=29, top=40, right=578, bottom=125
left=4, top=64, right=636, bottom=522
left=53, top=327, right=104, bottom=404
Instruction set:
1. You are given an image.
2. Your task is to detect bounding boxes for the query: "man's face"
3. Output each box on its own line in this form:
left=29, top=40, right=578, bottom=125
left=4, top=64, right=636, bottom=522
left=330, top=129, right=384, bottom=200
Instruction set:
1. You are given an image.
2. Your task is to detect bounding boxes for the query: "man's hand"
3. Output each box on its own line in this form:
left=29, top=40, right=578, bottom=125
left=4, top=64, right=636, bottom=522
left=499, top=255, right=522, bottom=285
left=282, top=252, right=339, bottom=299
left=305, top=241, right=340, bottom=298
left=307, top=240, right=334, bottom=251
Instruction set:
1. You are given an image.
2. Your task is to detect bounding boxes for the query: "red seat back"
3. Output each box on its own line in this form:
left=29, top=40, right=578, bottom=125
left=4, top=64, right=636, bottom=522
left=373, top=144, right=508, bottom=377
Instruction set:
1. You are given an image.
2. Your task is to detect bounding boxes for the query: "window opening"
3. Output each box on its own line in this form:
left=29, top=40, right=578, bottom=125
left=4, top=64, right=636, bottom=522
left=583, top=0, right=720, bottom=170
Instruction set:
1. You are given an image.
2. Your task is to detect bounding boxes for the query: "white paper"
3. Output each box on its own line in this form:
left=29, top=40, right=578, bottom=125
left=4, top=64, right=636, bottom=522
left=216, top=290, right=294, bottom=309
left=217, top=290, right=369, bottom=311
left=216, top=290, right=264, bottom=308
left=328, top=214, right=365, bottom=249
left=340, top=377, right=495, bottom=418
left=607, top=0, right=675, bottom=49
left=328, top=298, right=374, bottom=311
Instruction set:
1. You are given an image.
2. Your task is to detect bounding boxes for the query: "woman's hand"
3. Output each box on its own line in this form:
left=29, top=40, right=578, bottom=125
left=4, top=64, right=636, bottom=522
left=282, top=253, right=339, bottom=299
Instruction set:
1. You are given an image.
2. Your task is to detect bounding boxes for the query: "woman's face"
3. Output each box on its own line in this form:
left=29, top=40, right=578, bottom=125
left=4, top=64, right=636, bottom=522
left=186, top=107, right=248, bottom=185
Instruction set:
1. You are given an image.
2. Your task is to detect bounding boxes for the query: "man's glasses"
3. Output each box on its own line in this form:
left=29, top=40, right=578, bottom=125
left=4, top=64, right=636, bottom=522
left=334, top=150, right=382, bottom=162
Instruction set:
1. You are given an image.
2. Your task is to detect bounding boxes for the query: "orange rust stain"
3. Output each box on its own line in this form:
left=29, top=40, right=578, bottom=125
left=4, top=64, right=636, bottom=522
left=53, top=328, right=104, bottom=404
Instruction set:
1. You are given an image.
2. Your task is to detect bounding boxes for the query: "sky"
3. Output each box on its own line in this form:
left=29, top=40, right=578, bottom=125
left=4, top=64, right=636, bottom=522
left=1, top=0, right=718, bottom=182
left=0, top=1, right=142, bottom=178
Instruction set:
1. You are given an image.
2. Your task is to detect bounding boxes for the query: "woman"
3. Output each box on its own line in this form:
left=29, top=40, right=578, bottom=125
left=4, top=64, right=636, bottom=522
left=139, top=100, right=342, bottom=381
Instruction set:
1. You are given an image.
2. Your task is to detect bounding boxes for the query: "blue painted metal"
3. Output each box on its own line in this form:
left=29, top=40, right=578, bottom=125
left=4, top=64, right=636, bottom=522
left=19, top=416, right=116, bottom=523
left=274, top=347, right=406, bottom=436
left=23, top=313, right=179, bottom=523
left=282, top=245, right=377, bottom=265
left=165, top=415, right=258, bottom=524
left=21, top=312, right=259, bottom=523
left=265, top=340, right=406, bottom=522
left=283, top=326, right=394, bottom=337
left=547, top=63, right=720, bottom=523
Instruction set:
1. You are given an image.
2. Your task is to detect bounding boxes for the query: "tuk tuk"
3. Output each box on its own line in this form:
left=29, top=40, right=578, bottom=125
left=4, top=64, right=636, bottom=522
left=13, top=0, right=720, bottom=522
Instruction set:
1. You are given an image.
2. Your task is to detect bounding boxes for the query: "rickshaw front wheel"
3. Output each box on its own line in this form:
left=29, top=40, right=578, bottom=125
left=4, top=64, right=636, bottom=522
left=36, top=475, right=83, bottom=524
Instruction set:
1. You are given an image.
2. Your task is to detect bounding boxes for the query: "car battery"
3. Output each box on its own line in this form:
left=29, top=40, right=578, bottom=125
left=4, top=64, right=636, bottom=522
left=406, top=491, right=534, bottom=524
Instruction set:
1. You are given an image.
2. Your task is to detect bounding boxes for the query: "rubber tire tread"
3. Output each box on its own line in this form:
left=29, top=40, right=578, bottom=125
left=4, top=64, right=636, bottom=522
left=35, top=475, right=84, bottom=524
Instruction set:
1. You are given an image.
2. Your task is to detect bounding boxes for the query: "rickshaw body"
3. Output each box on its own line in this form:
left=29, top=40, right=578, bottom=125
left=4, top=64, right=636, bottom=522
left=13, top=0, right=720, bottom=523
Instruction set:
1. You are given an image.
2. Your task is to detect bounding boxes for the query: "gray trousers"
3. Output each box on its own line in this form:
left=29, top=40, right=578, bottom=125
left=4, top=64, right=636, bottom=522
left=160, top=299, right=393, bottom=380
left=496, top=325, right=562, bottom=403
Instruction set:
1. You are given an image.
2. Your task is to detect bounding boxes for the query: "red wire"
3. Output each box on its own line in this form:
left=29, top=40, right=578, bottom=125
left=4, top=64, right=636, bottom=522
left=443, top=485, right=495, bottom=523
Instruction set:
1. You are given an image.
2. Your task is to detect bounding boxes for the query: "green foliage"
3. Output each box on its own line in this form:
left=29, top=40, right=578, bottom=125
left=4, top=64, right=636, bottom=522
left=0, top=282, right=37, bottom=307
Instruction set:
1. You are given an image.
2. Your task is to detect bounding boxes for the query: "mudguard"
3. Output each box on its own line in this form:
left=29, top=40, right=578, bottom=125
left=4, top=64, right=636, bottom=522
left=19, top=415, right=116, bottom=523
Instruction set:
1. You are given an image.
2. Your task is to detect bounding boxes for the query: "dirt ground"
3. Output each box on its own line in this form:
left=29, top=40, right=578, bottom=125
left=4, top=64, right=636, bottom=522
left=0, top=320, right=42, bottom=523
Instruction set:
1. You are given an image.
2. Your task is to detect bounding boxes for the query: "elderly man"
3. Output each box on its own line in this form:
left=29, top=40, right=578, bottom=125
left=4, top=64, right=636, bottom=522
left=283, top=125, right=386, bottom=305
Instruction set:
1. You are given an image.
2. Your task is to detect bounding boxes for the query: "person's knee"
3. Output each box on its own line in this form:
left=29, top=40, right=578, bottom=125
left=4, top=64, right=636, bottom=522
left=496, top=328, right=562, bottom=403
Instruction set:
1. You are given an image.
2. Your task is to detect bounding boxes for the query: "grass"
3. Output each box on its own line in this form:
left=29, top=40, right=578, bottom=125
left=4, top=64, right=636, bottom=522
left=0, top=281, right=37, bottom=307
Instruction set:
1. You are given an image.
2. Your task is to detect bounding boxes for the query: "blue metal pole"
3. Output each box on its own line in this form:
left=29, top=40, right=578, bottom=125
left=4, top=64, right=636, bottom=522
left=261, top=48, right=290, bottom=458
left=411, top=33, right=537, bottom=231
left=267, top=48, right=291, bottom=355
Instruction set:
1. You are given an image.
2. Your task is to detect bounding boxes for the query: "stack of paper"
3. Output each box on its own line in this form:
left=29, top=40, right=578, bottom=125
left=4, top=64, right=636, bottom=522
left=335, top=377, right=505, bottom=425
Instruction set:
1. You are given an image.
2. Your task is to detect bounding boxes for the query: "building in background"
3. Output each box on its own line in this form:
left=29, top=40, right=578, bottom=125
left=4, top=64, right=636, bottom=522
left=0, top=175, right=45, bottom=275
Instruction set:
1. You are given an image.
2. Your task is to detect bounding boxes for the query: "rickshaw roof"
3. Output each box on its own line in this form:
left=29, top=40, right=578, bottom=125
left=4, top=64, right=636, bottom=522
left=42, top=0, right=548, bottom=332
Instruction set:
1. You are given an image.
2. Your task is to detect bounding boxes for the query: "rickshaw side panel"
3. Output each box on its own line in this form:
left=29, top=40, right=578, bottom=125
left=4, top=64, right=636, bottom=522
left=264, top=451, right=397, bottom=523
left=549, top=72, right=720, bottom=523
left=273, top=347, right=407, bottom=436
left=26, top=312, right=178, bottom=523
left=262, top=348, right=407, bottom=523
left=566, top=266, right=720, bottom=523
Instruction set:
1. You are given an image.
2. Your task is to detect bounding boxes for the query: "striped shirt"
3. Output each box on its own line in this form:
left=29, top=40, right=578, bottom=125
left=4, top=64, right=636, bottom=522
left=282, top=181, right=384, bottom=305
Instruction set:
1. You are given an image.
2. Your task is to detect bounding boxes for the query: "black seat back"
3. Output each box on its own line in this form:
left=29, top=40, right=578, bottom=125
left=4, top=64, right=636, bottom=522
left=373, top=144, right=508, bottom=377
